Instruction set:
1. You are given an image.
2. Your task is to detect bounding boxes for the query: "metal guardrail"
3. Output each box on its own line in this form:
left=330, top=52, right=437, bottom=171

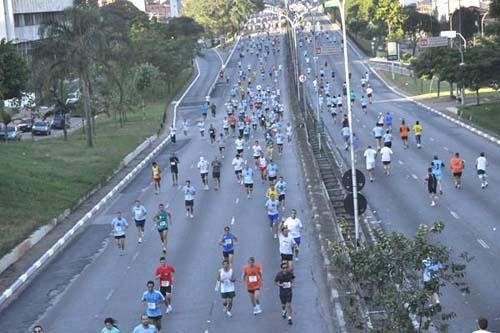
left=369, top=60, right=414, bottom=77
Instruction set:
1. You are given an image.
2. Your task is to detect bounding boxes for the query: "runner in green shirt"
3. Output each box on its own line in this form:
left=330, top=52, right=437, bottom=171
left=154, top=203, right=172, bottom=254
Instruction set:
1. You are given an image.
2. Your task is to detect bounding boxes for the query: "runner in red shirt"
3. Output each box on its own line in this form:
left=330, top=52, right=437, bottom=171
left=155, top=257, right=175, bottom=314
left=241, top=257, right=263, bottom=315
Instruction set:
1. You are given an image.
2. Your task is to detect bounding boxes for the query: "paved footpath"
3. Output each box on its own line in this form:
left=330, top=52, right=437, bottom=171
left=0, top=30, right=337, bottom=332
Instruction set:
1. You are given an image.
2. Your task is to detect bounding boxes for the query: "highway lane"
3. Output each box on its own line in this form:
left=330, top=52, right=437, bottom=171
left=0, top=26, right=336, bottom=332
left=298, top=13, right=500, bottom=331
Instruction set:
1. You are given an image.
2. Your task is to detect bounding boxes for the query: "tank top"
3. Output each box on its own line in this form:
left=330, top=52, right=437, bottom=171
left=219, top=268, right=235, bottom=293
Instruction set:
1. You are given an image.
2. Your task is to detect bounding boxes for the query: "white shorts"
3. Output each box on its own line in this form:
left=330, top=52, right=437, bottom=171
left=366, top=161, right=375, bottom=170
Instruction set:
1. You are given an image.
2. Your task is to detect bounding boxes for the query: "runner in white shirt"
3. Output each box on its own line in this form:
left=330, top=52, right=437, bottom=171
left=476, top=152, right=489, bottom=188
left=235, top=137, right=245, bottom=156
left=278, top=227, right=296, bottom=271
left=380, top=146, right=393, bottom=176
left=197, top=156, right=210, bottom=190
left=232, top=154, right=245, bottom=183
left=283, top=209, right=303, bottom=261
left=131, top=200, right=147, bottom=244
left=252, top=141, right=263, bottom=166
left=364, top=146, right=377, bottom=182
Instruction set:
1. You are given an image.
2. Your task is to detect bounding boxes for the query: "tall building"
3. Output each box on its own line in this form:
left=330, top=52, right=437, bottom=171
left=170, top=0, right=180, bottom=17
left=1, top=0, right=73, bottom=53
left=99, top=0, right=146, bottom=11
left=432, top=0, right=491, bottom=22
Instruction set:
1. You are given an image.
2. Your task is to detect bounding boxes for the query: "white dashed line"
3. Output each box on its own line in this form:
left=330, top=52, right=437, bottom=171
left=411, top=174, right=418, bottom=180
left=477, top=239, right=490, bottom=249
left=450, top=211, right=460, bottom=219
left=132, top=251, right=140, bottom=262
left=444, top=147, right=449, bottom=151
left=235, top=198, right=239, bottom=204
left=231, top=216, right=235, bottom=225
left=430, top=137, right=435, bottom=141
left=105, top=289, right=115, bottom=301
left=398, top=160, right=404, bottom=165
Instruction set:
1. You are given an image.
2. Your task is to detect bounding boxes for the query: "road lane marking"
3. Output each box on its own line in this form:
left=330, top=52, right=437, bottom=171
left=132, top=251, right=140, bottom=262
left=477, top=239, right=490, bottom=249
left=235, top=198, right=239, bottom=204
left=411, top=174, right=418, bottom=180
left=444, top=147, right=449, bottom=151
left=430, top=137, right=435, bottom=141
left=231, top=216, right=235, bottom=225
left=398, top=160, right=404, bottom=165
left=450, top=211, right=460, bottom=219
left=105, top=289, right=115, bottom=301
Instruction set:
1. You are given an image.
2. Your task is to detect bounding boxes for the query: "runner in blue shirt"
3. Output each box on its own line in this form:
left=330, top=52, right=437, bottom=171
left=142, top=281, right=165, bottom=331
left=219, top=226, right=239, bottom=266
left=275, top=176, right=287, bottom=211
left=372, top=125, right=383, bottom=151
left=182, top=180, right=196, bottom=218
left=111, top=212, right=128, bottom=255
left=265, top=193, right=280, bottom=238
left=360, top=96, right=368, bottom=113
left=200, top=104, right=208, bottom=120
left=431, top=156, right=445, bottom=195
left=133, top=315, right=157, bottom=333
left=242, top=164, right=254, bottom=198
left=385, top=112, right=393, bottom=132
left=275, top=130, right=285, bottom=155
left=267, top=160, right=279, bottom=182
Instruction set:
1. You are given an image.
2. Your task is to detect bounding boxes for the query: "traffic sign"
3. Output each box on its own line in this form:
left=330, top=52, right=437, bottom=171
left=299, top=74, right=307, bottom=83
left=316, top=47, right=321, bottom=55
left=419, top=36, right=448, bottom=48
left=324, top=0, right=340, bottom=8
left=440, top=30, right=457, bottom=38
left=342, top=169, right=366, bottom=192
left=344, top=193, right=367, bottom=216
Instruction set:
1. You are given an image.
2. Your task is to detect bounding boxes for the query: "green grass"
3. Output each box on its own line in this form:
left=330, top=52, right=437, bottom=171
left=459, top=102, right=500, bottom=136
left=0, top=68, right=193, bottom=257
left=381, top=72, right=500, bottom=101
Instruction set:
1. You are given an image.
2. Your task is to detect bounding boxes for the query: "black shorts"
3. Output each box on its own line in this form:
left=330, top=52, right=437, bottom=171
left=453, top=172, right=462, bottom=178
left=384, top=142, right=392, bottom=148
left=235, top=169, right=242, bottom=175
left=170, top=167, right=178, bottom=174
left=428, top=187, right=437, bottom=194
left=244, top=183, right=254, bottom=189
left=237, top=148, right=244, bottom=154
left=401, top=136, right=408, bottom=140
left=148, top=316, right=162, bottom=331
left=279, top=194, right=285, bottom=202
left=201, top=172, right=208, bottom=179
left=361, top=105, right=366, bottom=109
left=279, top=292, right=292, bottom=305
left=247, top=288, right=260, bottom=294
left=268, top=176, right=277, bottom=182
left=114, top=235, right=125, bottom=239
left=223, top=250, right=234, bottom=258
left=135, top=219, right=145, bottom=228
left=160, top=285, right=172, bottom=296
left=367, top=93, right=372, bottom=98
left=382, top=161, right=391, bottom=165
left=213, top=172, right=221, bottom=179
left=375, top=136, right=382, bottom=140
left=185, top=200, right=194, bottom=207
left=281, top=253, right=293, bottom=261
left=477, top=170, right=486, bottom=175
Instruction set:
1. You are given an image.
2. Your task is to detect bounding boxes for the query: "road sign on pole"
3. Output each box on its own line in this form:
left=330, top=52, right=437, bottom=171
left=315, top=47, right=321, bottom=55
left=440, top=30, right=457, bottom=38
left=419, top=36, right=448, bottom=48
left=299, top=74, right=307, bottom=83
left=324, top=0, right=340, bottom=8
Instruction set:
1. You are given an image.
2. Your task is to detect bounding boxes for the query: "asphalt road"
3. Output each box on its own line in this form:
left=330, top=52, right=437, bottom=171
left=299, top=13, right=500, bottom=332
left=0, top=28, right=335, bottom=332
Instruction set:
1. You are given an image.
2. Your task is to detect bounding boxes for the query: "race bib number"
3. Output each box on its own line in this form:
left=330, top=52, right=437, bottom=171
left=225, top=239, right=232, bottom=245
left=248, top=275, right=258, bottom=283
left=147, top=302, right=157, bottom=310
left=161, top=280, right=170, bottom=287
left=282, top=282, right=291, bottom=288
left=170, top=162, right=176, bottom=166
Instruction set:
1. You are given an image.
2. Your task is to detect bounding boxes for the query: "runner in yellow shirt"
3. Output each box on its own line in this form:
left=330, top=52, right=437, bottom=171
left=152, top=161, right=161, bottom=194
left=412, top=120, right=423, bottom=149
left=266, top=182, right=279, bottom=199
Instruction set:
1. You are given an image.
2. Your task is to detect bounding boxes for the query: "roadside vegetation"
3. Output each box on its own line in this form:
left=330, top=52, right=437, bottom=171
left=459, top=102, right=500, bottom=136
left=0, top=0, right=202, bottom=257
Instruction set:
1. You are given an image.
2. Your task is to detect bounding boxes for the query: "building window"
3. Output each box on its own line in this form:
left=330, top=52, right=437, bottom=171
left=14, top=14, right=24, bottom=27
left=24, top=13, right=34, bottom=26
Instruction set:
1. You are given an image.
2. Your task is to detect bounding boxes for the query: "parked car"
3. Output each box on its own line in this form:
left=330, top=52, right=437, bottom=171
left=32, top=121, right=51, bottom=136
left=17, top=118, right=33, bottom=132
left=0, top=126, right=22, bottom=141
left=51, top=113, right=70, bottom=129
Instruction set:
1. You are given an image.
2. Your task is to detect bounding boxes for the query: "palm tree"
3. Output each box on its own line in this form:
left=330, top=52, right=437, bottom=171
left=36, top=7, right=107, bottom=147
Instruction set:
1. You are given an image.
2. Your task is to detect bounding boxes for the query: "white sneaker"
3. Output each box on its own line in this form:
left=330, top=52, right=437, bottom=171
left=295, top=257, right=299, bottom=261
left=430, top=201, right=436, bottom=206
left=166, top=305, right=172, bottom=313
left=274, top=233, right=278, bottom=239
left=138, top=237, right=142, bottom=244
left=226, top=311, right=232, bottom=317
left=186, top=211, right=189, bottom=217
left=190, top=214, right=194, bottom=218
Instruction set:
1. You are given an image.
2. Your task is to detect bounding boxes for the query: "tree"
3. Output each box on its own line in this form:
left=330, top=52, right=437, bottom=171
left=451, top=7, right=481, bottom=40
left=0, top=39, right=30, bottom=104
left=36, top=7, right=107, bottom=148
left=373, top=0, right=405, bottom=40
left=134, top=63, right=160, bottom=117
left=331, top=222, right=472, bottom=331
left=403, top=6, right=440, bottom=55
left=490, top=0, right=500, bottom=17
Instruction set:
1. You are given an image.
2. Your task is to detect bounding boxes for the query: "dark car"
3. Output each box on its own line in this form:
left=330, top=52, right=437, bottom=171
left=17, top=118, right=33, bottom=132
left=51, top=113, right=70, bottom=129
left=32, top=121, right=51, bottom=136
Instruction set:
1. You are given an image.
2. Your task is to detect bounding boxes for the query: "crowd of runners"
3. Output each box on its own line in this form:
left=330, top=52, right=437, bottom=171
left=104, top=13, right=308, bottom=332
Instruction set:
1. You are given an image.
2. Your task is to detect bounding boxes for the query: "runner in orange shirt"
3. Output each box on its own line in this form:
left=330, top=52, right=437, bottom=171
left=450, top=152, right=465, bottom=189
left=399, top=120, right=410, bottom=149
left=242, top=257, right=263, bottom=315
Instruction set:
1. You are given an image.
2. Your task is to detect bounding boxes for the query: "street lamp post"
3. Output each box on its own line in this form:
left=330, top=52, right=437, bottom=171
left=330, top=0, right=360, bottom=247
